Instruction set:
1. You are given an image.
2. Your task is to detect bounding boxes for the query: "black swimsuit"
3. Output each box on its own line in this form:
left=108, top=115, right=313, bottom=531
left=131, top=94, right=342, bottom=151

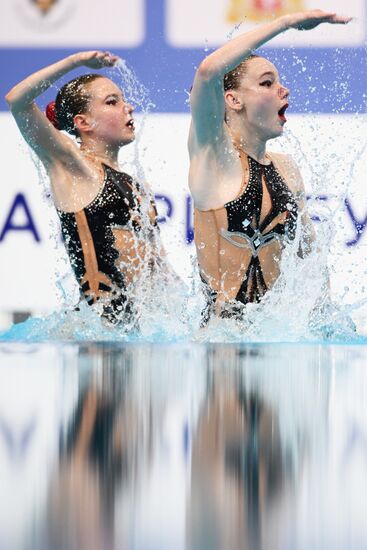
left=222, top=157, right=298, bottom=304
left=194, top=154, right=298, bottom=321
left=57, top=163, right=158, bottom=324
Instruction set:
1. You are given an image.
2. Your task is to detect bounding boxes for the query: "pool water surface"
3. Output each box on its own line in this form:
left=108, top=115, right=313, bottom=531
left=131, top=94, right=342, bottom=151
left=0, top=342, right=366, bottom=550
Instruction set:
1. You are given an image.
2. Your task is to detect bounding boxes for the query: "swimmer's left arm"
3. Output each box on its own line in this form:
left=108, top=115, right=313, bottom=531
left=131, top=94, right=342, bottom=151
left=271, top=153, right=316, bottom=256
left=285, top=156, right=316, bottom=257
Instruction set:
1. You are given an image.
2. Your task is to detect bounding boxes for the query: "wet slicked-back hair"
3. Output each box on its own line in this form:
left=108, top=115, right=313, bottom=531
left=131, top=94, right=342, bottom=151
left=223, top=54, right=260, bottom=91
left=55, top=73, right=104, bottom=136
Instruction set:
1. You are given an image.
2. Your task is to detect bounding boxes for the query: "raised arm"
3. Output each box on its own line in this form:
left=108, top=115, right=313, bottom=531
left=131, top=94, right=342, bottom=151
left=5, top=51, right=118, bottom=165
left=189, top=10, right=351, bottom=149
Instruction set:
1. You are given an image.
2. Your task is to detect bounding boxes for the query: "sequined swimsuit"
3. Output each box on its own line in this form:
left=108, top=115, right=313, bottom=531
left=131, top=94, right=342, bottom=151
left=57, top=163, right=158, bottom=324
left=194, top=152, right=298, bottom=321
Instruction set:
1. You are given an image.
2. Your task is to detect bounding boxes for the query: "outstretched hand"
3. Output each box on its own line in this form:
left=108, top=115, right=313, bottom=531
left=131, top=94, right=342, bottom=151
left=76, top=50, right=120, bottom=69
left=285, top=9, right=352, bottom=31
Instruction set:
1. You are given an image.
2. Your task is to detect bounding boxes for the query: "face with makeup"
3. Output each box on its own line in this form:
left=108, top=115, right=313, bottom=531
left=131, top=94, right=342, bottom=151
left=224, top=57, right=289, bottom=141
left=74, top=77, right=135, bottom=147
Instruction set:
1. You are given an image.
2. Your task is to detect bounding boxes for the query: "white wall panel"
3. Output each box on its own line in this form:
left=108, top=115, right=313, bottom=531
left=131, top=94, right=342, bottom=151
left=0, top=0, right=144, bottom=47
left=167, top=0, right=365, bottom=47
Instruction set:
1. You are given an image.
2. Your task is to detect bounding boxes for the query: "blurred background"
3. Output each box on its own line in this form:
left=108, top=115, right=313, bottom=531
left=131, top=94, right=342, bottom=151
left=0, top=0, right=366, bottom=330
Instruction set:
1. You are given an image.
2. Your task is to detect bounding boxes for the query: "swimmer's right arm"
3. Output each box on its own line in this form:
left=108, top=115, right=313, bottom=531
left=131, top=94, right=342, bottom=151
left=189, top=10, right=351, bottom=147
left=5, top=51, right=118, bottom=164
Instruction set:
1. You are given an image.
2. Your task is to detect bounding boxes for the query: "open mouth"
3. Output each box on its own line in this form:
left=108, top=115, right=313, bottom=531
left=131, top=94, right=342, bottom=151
left=278, top=103, right=288, bottom=122
left=126, top=119, right=135, bottom=130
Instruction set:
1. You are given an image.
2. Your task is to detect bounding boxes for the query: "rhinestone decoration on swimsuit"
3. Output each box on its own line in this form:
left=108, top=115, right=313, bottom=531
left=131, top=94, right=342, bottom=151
left=221, top=156, right=298, bottom=303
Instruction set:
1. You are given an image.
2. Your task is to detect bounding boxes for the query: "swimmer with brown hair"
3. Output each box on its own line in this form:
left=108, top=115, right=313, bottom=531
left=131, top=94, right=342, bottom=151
left=5, top=51, right=173, bottom=326
left=188, top=10, right=351, bottom=323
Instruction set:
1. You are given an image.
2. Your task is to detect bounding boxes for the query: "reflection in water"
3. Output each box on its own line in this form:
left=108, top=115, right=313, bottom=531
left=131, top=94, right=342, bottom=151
left=189, top=374, right=288, bottom=550
left=48, top=347, right=138, bottom=550
left=1, top=343, right=367, bottom=549
left=187, top=345, right=326, bottom=550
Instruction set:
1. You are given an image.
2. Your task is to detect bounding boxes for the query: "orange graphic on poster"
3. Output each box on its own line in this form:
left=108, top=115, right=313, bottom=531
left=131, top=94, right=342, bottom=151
left=32, top=0, right=58, bottom=16
left=227, top=0, right=304, bottom=24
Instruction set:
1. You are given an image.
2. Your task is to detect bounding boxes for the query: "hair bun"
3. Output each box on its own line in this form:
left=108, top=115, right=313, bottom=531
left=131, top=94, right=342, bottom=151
left=45, top=101, right=60, bottom=130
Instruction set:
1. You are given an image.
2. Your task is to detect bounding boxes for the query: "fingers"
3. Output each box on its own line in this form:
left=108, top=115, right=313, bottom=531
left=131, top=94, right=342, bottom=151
left=309, top=10, right=352, bottom=24
left=289, top=10, right=353, bottom=31
left=89, top=50, right=118, bottom=67
left=329, top=14, right=353, bottom=24
left=100, top=51, right=119, bottom=66
left=316, top=14, right=352, bottom=26
left=78, top=50, right=120, bottom=69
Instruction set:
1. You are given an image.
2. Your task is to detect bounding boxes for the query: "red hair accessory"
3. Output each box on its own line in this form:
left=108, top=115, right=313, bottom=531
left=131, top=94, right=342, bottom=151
left=45, top=101, right=60, bottom=130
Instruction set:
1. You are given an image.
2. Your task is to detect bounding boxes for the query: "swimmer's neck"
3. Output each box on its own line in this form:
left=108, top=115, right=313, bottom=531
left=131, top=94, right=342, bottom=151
left=225, top=121, right=268, bottom=165
left=80, top=140, right=120, bottom=170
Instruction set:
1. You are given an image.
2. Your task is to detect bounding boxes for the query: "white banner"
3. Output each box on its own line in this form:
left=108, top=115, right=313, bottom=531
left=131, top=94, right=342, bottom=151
left=0, top=0, right=144, bottom=47
left=167, top=0, right=366, bottom=47
left=0, top=112, right=366, bottom=316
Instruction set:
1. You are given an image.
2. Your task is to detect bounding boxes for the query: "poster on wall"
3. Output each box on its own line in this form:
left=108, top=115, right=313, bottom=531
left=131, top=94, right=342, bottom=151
left=167, top=0, right=366, bottom=47
left=0, top=0, right=144, bottom=47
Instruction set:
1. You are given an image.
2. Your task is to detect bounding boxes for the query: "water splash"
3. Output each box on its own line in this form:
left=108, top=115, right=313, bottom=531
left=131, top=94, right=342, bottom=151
left=1, top=207, right=362, bottom=343
left=2, top=56, right=367, bottom=344
left=226, top=21, right=243, bottom=41
left=113, top=58, right=155, bottom=184
left=195, top=230, right=360, bottom=344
